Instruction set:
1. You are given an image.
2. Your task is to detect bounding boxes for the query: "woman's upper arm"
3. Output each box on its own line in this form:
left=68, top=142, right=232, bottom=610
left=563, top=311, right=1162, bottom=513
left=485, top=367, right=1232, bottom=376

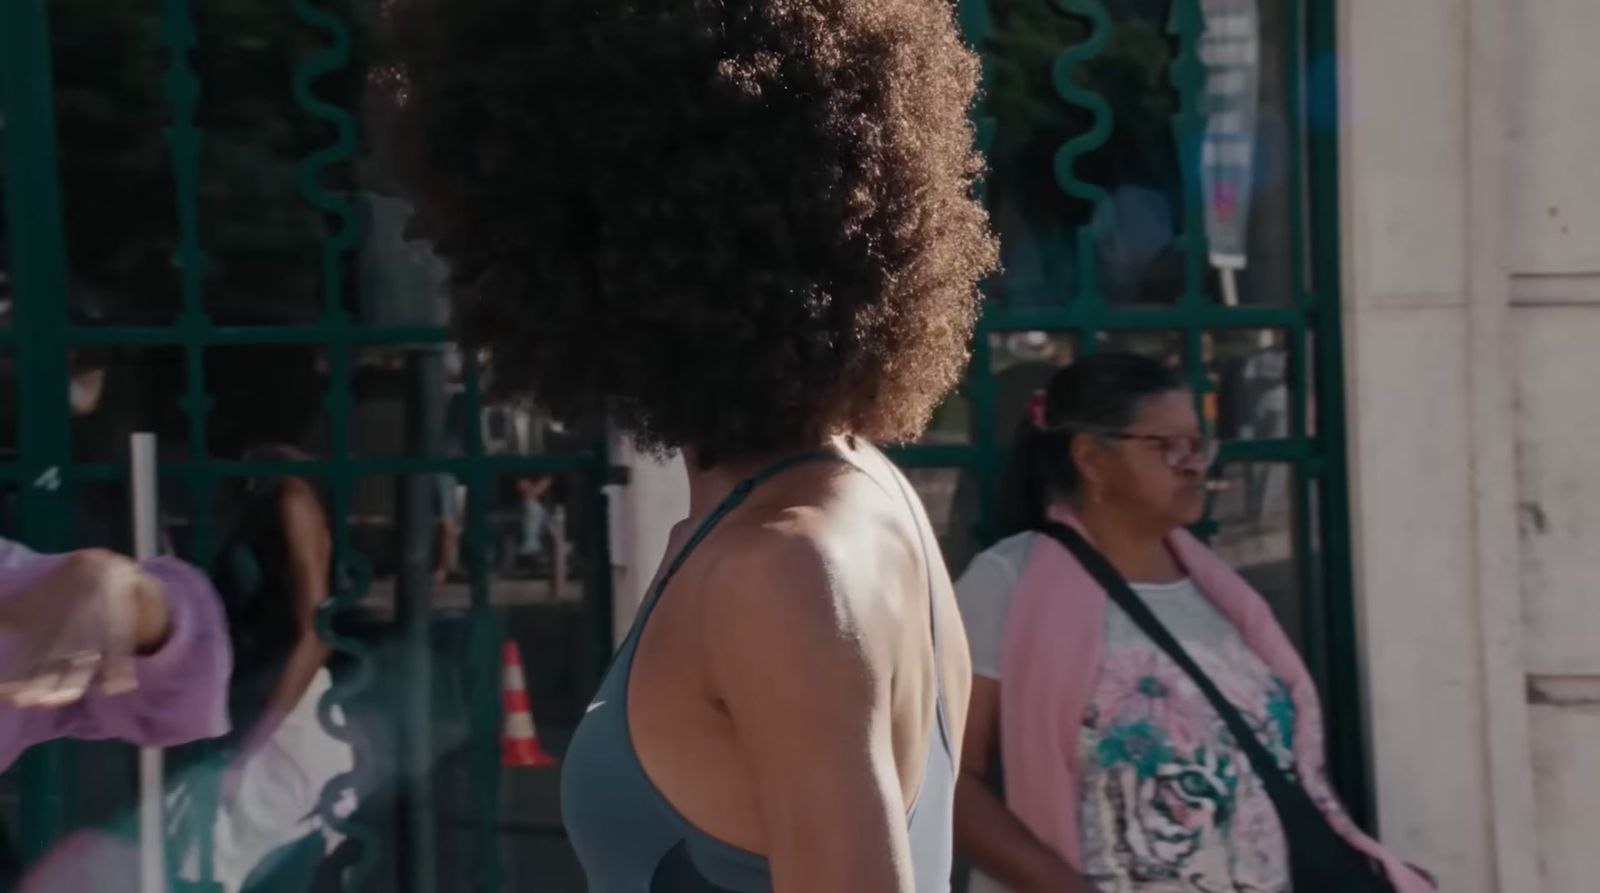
left=703, top=530, right=914, bottom=892
left=954, top=550, right=1018, bottom=682
left=276, top=479, right=332, bottom=631
left=960, top=674, right=1000, bottom=778
left=953, top=546, right=1019, bottom=778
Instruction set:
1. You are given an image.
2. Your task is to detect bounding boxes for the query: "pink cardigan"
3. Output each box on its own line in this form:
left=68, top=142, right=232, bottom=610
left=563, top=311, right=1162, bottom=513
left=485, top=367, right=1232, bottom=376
left=997, top=508, right=1432, bottom=892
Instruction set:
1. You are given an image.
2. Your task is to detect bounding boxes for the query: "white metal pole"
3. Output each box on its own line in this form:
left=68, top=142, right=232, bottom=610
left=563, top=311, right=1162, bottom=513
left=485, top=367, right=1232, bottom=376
left=130, top=433, right=166, bottom=893
left=1219, top=266, right=1241, bottom=307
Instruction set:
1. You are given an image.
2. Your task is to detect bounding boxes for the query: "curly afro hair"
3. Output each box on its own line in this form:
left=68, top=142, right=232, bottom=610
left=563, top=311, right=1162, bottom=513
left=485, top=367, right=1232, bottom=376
left=387, top=0, right=998, bottom=464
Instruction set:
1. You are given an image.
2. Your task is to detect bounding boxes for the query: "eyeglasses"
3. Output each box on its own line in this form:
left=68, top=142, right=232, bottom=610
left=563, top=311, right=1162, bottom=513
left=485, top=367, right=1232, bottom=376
left=1080, top=428, right=1219, bottom=469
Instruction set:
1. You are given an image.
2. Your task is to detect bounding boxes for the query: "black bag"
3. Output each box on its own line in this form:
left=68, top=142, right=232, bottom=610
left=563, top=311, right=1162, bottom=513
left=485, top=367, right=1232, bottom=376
left=1037, top=522, right=1395, bottom=893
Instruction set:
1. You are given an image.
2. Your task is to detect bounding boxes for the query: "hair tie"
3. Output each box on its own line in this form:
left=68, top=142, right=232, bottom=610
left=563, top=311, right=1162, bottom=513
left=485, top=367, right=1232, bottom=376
left=1027, top=390, right=1048, bottom=431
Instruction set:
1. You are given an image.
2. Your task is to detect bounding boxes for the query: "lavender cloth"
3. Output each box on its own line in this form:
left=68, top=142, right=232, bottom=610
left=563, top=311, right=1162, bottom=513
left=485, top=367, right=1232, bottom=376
left=0, top=543, right=232, bottom=769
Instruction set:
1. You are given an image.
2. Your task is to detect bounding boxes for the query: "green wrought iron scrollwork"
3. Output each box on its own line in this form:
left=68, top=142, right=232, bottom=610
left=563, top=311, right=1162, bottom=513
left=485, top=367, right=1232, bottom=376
left=289, top=0, right=375, bottom=886
left=1050, top=0, right=1113, bottom=307
left=0, top=0, right=78, bottom=856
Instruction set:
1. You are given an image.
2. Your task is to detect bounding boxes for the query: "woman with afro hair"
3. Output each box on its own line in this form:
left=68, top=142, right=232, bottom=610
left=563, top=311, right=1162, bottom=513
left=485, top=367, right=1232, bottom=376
left=387, top=0, right=997, bottom=889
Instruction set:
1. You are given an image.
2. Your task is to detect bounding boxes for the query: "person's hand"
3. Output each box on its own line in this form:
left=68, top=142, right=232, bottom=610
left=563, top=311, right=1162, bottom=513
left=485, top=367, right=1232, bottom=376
left=0, top=550, right=169, bottom=708
left=219, top=756, right=248, bottom=804
left=1407, top=862, right=1440, bottom=890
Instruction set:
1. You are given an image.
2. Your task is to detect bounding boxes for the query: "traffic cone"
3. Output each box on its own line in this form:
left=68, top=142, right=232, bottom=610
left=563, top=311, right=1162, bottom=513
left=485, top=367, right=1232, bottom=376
left=503, top=640, right=558, bottom=768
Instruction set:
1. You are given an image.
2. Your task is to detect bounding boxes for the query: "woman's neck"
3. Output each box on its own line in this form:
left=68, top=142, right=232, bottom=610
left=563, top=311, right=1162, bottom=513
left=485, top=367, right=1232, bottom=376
left=681, top=454, right=757, bottom=519
left=680, top=439, right=841, bottom=518
left=1066, top=500, right=1183, bottom=585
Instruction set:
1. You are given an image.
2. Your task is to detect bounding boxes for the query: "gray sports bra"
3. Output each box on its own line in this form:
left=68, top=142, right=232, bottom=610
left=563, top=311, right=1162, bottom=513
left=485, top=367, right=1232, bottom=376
left=560, top=451, right=955, bottom=892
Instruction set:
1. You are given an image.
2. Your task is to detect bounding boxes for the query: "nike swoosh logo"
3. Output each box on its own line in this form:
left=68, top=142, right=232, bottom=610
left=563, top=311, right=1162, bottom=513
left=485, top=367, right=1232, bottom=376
left=586, top=700, right=606, bottom=713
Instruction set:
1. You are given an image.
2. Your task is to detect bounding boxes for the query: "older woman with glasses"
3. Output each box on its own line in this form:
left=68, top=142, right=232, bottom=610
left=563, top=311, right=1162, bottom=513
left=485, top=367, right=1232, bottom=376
left=951, top=352, right=1431, bottom=893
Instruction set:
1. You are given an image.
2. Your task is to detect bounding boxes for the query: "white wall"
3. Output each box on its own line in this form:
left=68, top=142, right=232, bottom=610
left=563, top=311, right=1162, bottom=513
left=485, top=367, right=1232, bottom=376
left=1344, top=0, right=1598, bottom=890
left=1505, top=2, right=1600, bottom=890
left=609, top=441, right=687, bottom=646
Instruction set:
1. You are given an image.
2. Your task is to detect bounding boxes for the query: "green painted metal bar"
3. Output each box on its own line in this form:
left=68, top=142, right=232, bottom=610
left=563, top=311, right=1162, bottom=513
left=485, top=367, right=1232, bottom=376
left=68, top=323, right=452, bottom=347
left=1290, top=461, right=1326, bottom=681
left=0, top=0, right=78, bottom=857
left=63, top=453, right=601, bottom=484
left=1281, top=0, right=1316, bottom=706
left=459, top=363, right=505, bottom=892
left=1287, top=327, right=1311, bottom=443
left=288, top=0, right=378, bottom=887
left=158, top=0, right=212, bottom=568
left=69, top=308, right=1355, bottom=352
left=957, top=0, right=1000, bottom=551
left=1277, top=0, right=1321, bottom=731
left=1305, top=0, right=1371, bottom=833
left=981, top=305, right=1304, bottom=333
left=1168, top=0, right=1211, bottom=311
left=958, top=0, right=996, bottom=201
left=396, top=354, right=442, bottom=893
left=1215, top=439, right=1311, bottom=463
left=1286, top=0, right=1312, bottom=307
left=966, top=339, right=1001, bottom=548
left=158, top=0, right=224, bottom=880
left=889, top=437, right=1308, bottom=470
left=1285, top=0, right=1313, bottom=446
left=1166, top=0, right=1214, bottom=453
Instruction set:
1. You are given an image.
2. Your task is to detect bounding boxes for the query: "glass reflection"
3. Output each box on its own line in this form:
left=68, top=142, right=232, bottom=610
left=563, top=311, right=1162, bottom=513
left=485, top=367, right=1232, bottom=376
left=1209, top=462, right=1301, bottom=646
left=1211, top=329, right=1291, bottom=442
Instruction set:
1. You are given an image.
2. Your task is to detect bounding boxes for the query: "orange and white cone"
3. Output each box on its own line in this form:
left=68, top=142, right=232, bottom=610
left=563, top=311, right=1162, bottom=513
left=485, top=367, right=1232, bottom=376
left=503, top=640, right=558, bottom=768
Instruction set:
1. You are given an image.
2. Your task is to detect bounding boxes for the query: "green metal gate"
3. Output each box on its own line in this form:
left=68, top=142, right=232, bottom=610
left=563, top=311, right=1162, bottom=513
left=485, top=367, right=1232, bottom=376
left=1, top=0, right=611, bottom=889
left=0, top=0, right=1365, bottom=889
left=892, top=0, right=1370, bottom=828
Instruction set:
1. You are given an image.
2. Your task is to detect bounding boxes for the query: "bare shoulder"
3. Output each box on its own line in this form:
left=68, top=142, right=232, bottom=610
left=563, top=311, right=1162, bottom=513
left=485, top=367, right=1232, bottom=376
left=275, top=477, right=330, bottom=540
left=274, top=476, right=321, bottom=509
left=699, top=517, right=869, bottom=663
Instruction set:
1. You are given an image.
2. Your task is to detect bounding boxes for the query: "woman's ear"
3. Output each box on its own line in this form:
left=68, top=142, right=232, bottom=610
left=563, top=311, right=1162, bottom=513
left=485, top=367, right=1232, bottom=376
left=1068, top=432, right=1103, bottom=495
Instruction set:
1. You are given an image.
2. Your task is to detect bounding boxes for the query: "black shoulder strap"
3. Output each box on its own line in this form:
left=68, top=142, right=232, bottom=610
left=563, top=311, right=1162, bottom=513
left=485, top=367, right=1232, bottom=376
left=1036, top=522, right=1298, bottom=794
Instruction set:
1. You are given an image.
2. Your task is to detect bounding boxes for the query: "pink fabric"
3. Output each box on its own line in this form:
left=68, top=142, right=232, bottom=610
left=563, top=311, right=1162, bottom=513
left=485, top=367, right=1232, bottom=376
left=998, top=507, right=1432, bottom=893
